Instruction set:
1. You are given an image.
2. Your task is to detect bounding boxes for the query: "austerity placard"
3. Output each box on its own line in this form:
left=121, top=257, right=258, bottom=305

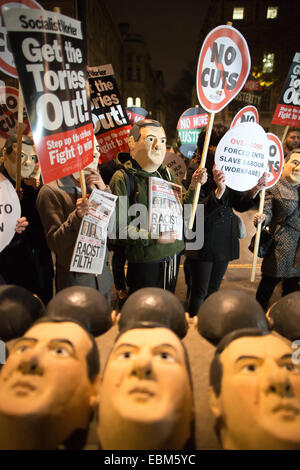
left=265, top=133, right=284, bottom=188
left=0, top=174, right=21, bottom=252
left=215, top=122, right=268, bottom=191
left=0, top=85, right=30, bottom=139
left=2, top=7, right=94, bottom=184
left=176, top=107, right=208, bottom=158
left=230, top=105, right=259, bottom=128
left=196, top=25, right=251, bottom=113
left=272, top=52, right=300, bottom=127
left=87, top=64, right=131, bottom=162
left=0, top=0, right=43, bottom=78
left=126, top=106, right=148, bottom=124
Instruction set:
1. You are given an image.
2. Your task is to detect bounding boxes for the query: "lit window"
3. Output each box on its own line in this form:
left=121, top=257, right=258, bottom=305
left=267, top=6, right=278, bottom=19
left=135, top=97, right=141, bottom=107
left=262, top=53, right=274, bottom=73
left=127, top=97, right=133, bottom=107
left=233, top=7, right=244, bottom=20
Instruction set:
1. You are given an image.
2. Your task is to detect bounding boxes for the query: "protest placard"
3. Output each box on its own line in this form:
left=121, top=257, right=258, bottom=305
left=0, top=173, right=21, bottom=252
left=0, top=85, right=29, bottom=139
left=2, top=7, right=94, bottom=184
left=149, top=177, right=183, bottom=239
left=176, top=107, right=208, bottom=158
left=265, top=133, right=284, bottom=188
left=163, top=151, right=186, bottom=183
left=126, top=106, right=148, bottom=124
left=70, top=188, right=117, bottom=275
left=272, top=52, right=300, bottom=127
left=87, top=64, right=131, bottom=162
left=215, top=122, right=268, bottom=191
left=196, top=25, right=251, bottom=113
left=0, top=0, right=43, bottom=78
left=230, top=105, right=259, bottom=128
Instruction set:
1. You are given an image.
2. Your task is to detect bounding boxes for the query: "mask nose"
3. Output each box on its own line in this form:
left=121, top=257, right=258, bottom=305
left=264, top=363, right=294, bottom=398
left=130, top=354, right=153, bottom=380
left=18, top=357, right=43, bottom=376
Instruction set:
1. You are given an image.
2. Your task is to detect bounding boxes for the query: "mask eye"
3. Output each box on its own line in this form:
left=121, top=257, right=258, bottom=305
left=50, top=346, right=70, bottom=358
left=145, top=136, right=155, bottom=144
left=117, top=351, right=135, bottom=360
left=16, top=345, right=30, bottom=354
left=155, top=351, right=175, bottom=363
left=161, top=138, right=167, bottom=145
left=242, top=364, right=257, bottom=373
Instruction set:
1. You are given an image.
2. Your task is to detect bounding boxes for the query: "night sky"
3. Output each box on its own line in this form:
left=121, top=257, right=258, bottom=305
left=103, top=0, right=210, bottom=91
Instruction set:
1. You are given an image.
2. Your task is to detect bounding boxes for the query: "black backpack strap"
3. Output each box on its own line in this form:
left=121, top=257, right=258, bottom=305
left=118, top=168, right=136, bottom=204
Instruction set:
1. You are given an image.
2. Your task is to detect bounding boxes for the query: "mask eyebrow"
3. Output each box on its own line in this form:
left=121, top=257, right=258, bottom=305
left=280, top=354, right=292, bottom=360
left=235, top=355, right=261, bottom=362
left=48, top=338, right=75, bottom=353
left=13, top=337, right=38, bottom=346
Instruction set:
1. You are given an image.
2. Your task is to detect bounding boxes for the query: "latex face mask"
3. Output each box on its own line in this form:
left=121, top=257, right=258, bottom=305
left=282, top=152, right=300, bottom=186
left=4, top=141, right=37, bottom=180
left=285, top=132, right=300, bottom=152
left=210, top=333, right=300, bottom=450
left=97, top=327, right=193, bottom=450
left=73, top=135, right=100, bottom=181
left=0, top=321, right=99, bottom=449
left=129, top=125, right=167, bottom=172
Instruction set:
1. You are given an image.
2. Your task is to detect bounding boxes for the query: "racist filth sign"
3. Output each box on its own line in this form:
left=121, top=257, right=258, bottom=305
left=215, top=122, right=269, bottom=191
left=2, top=7, right=94, bottom=184
left=87, top=64, right=131, bottom=163
left=126, top=106, right=148, bottom=125
left=265, top=133, right=284, bottom=188
left=0, top=173, right=21, bottom=252
left=230, top=105, right=259, bottom=128
left=0, top=0, right=43, bottom=79
left=196, top=25, right=251, bottom=113
left=0, top=86, right=30, bottom=139
left=176, top=107, right=209, bottom=158
left=272, top=52, right=300, bottom=127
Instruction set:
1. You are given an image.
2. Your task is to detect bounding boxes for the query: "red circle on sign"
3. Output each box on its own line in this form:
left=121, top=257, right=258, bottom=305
left=0, top=86, right=30, bottom=139
left=266, top=133, right=284, bottom=189
left=0, top=0, right=43, bottom=78
left=231, top=105, right=259, bottom=128
left=196, top=25, right=251, bottom=113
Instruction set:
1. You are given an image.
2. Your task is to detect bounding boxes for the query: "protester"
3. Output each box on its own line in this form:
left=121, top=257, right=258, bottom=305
left=283, top=127, right=300, bottom=157
left=185, top=124, right=266, bottom=316
left=110, top=119, right=206, bottom=294
left=36, top=136, right=112, bottom=299
left=0, top=136, right=53, bottom=304
left=255, top=148, right=300, bottom=310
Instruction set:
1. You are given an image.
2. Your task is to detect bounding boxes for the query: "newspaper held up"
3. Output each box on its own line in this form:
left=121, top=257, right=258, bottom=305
left=70, top=189, right=117, bottom=275
left=149, top=176, right=183, bottom=240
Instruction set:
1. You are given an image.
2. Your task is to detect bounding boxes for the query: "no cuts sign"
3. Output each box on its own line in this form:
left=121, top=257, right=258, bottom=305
left=196, top=25, right=251, bottom=113
left=265, top=133, right=284, bottom=188
left=230, top=105, right=259, bottom=128
left=0, top=0, right=43, bottom=78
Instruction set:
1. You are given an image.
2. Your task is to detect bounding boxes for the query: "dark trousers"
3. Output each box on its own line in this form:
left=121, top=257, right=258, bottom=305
left=112, top=245, right=127, bottom=291
left=127, top=255, right=181, bottom=295
left=188, top=260, right=228, bottom=316
left=256, top=274, right=300, bottom=311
